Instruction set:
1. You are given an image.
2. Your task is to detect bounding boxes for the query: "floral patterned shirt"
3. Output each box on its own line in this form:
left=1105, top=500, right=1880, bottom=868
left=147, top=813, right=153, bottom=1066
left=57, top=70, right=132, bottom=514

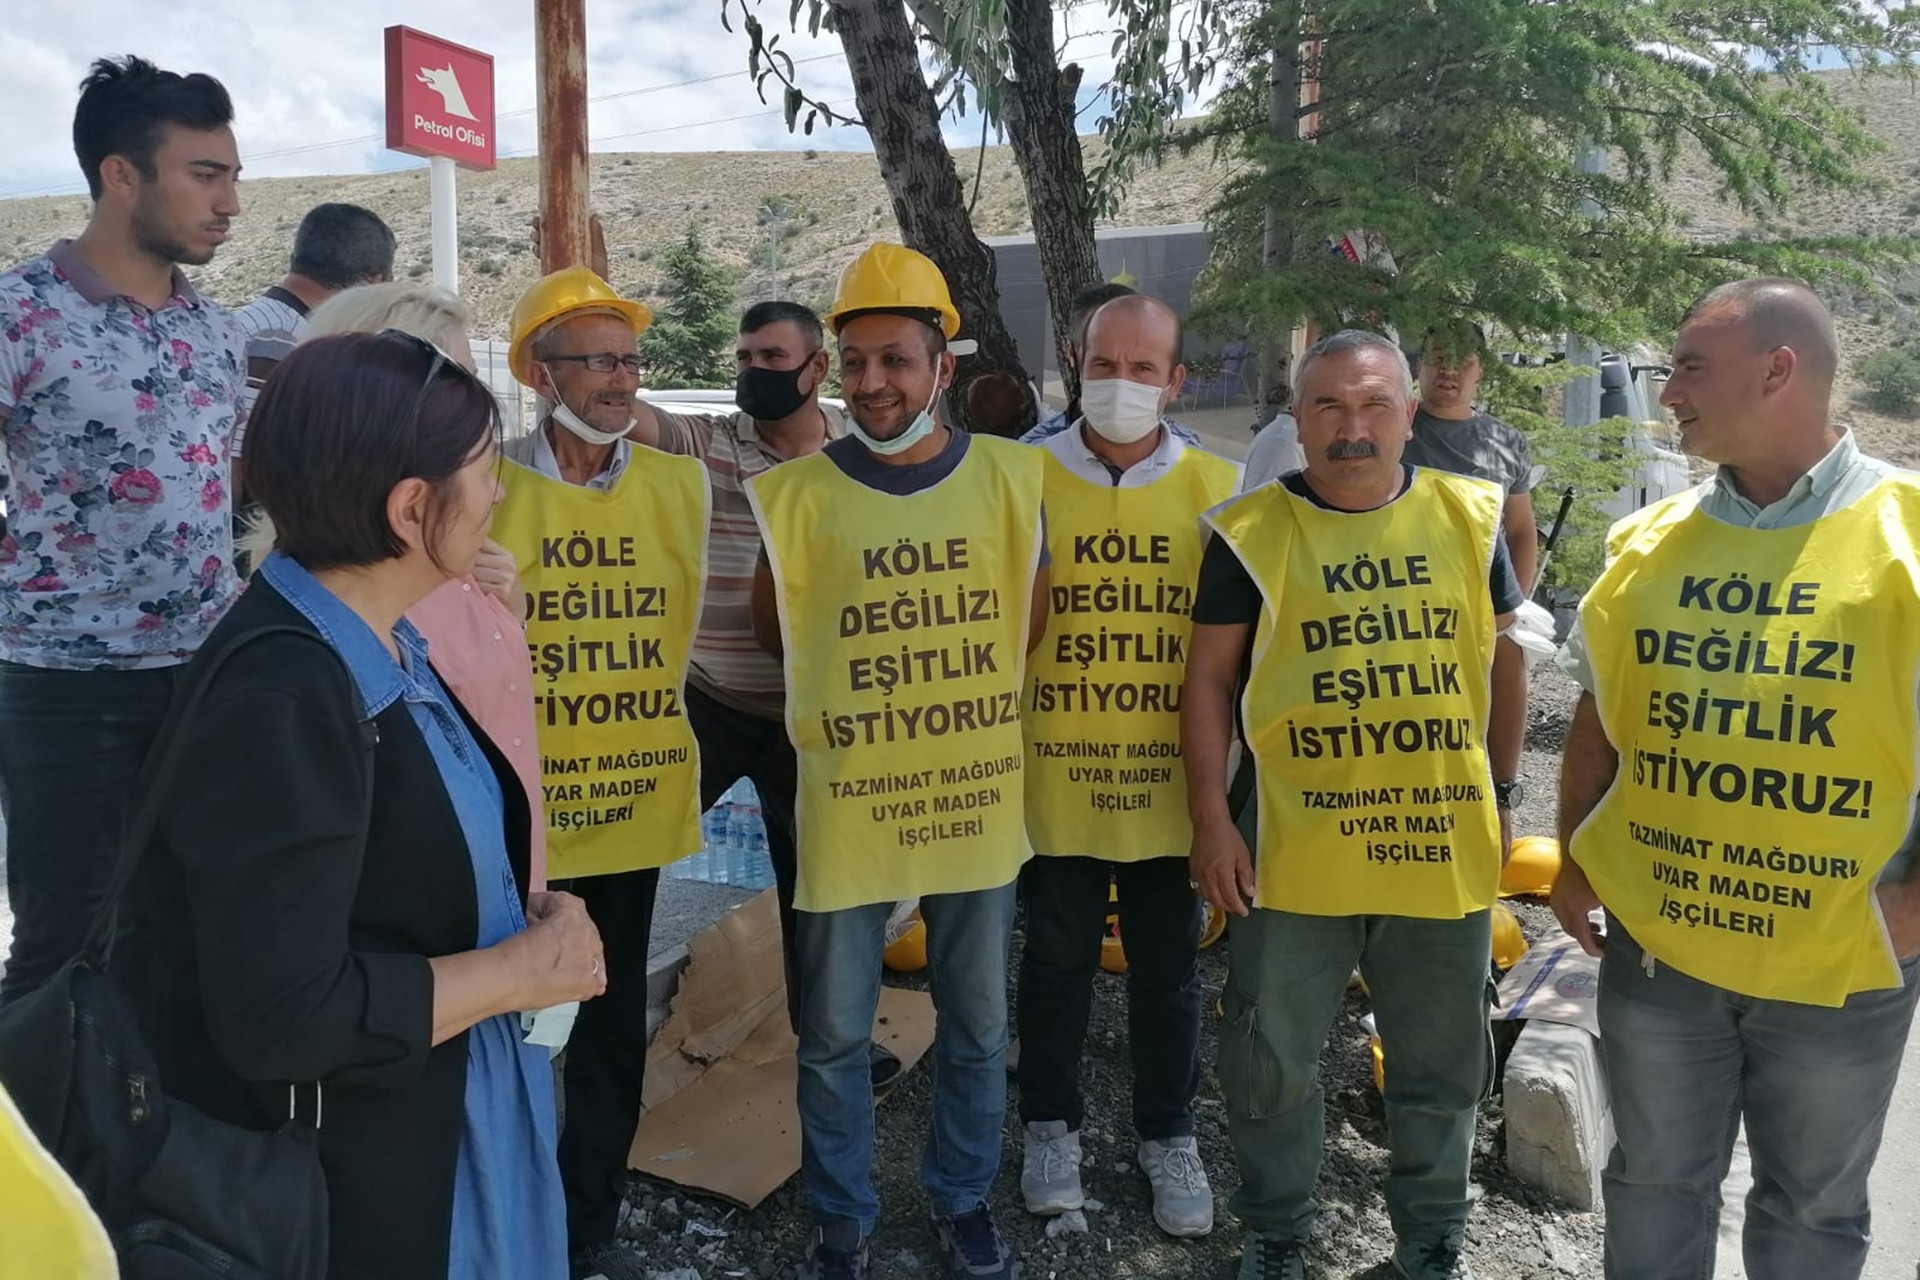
left=0, top=240, right=244, bottom=669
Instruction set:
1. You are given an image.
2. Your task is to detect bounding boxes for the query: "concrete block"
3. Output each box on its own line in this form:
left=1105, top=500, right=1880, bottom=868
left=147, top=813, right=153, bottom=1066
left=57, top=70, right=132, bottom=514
left=1503, top=1018, right=1613, bottom=1209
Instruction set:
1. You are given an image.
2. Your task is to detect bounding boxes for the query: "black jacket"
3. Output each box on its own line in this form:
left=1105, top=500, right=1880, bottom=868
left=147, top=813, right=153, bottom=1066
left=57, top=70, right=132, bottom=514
left=122, top=577, right=533, bottom=1280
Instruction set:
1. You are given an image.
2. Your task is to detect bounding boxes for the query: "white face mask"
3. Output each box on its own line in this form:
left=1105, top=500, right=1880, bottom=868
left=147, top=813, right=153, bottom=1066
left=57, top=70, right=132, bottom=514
left=542, top=364, right=632, bottom=446
left=850, top=378, right=941, bottom=457
left=1080, top=377, right=1166, bottom=444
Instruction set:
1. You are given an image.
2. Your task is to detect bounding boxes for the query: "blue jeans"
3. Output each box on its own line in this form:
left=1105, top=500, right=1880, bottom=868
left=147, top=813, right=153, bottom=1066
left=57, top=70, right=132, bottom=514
left=794, top=880, right=1017, bottom=1233
left=0, top=661, right=181, bottom=1003
left=1599, top=922, right=1920, bottom=1280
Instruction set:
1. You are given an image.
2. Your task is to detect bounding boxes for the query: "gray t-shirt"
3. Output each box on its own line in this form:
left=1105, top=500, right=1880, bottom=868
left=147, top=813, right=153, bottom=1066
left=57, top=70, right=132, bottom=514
left=1405, top=408, right=1533, bottom=496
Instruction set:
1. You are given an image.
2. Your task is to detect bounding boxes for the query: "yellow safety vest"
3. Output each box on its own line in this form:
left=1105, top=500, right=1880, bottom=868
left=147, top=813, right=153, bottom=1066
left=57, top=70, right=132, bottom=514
left=1025, top=446, right=1238, bottom=860
left=0, top=1082, right=116, bottom=1280
left=750, top=436, right=1044, bottom=912
left=492, top=451, right=709, bottom=878
left=1207, top=469, right=1503, bottom=918
left=1577, top=476, right=1920, bottom=1005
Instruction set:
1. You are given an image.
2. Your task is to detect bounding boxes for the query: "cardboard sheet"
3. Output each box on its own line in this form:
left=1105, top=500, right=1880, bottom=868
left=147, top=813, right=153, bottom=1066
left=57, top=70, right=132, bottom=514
left=627, top=889, right=937, bottom=1207
left=1493, top=930, right=1602, bottom=1036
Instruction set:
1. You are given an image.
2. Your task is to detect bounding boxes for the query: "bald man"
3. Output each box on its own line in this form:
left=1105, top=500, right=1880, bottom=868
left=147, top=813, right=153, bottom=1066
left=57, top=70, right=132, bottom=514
left=1016, top=293, right=1238, bottom=1239
left=1553, top=279, right=1920, bottom=1280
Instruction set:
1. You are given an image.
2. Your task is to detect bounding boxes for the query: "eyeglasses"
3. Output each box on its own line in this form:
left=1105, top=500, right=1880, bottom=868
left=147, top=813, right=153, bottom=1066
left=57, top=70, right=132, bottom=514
left=542, top=352, right=644, bottom=376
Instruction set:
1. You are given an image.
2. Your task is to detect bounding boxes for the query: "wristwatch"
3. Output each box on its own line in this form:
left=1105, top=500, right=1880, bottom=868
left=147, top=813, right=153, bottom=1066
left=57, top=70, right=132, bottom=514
left=1494, top=779, right=1525, bottom=811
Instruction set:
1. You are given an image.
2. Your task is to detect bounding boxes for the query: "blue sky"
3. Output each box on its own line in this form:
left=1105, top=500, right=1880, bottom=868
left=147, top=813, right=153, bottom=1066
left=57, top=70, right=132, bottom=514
left=0, top=0, right=1173, bottom=200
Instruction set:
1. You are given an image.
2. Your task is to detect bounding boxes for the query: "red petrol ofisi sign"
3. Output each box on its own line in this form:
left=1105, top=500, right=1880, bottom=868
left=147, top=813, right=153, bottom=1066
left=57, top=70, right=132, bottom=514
left=384, top=26, right=496, bottom=171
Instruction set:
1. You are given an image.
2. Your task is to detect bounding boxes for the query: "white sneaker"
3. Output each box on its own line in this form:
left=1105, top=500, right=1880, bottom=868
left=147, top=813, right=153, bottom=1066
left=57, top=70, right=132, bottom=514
left=1138, top=1136, right=1214, bottom=1237
left=1020, top=1120, right=1084, bottom=1214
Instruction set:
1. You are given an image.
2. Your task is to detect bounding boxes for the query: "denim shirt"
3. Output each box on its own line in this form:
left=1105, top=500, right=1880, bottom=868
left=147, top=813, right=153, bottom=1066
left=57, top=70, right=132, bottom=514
left=257, top=553, right=568, bottom=1279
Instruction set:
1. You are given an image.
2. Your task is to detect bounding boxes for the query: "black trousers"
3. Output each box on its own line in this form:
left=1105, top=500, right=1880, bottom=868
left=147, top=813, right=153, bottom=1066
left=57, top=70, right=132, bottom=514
left=557, top=863, right=660, bottom=1253
left=1015, top=854, right=1203, bottom=1140
left=686, top=683, right=803, bottom=1029
left=557, top=684, right=803, bottom=1252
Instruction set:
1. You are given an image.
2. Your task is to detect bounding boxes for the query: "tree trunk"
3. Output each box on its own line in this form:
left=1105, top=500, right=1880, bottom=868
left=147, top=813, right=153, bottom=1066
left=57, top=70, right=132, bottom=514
left=1257, top=25, right=1302, bottom=427
left=826, top=0, right=1034, bottom=435
left=999, top=0, right=1104, bottom=404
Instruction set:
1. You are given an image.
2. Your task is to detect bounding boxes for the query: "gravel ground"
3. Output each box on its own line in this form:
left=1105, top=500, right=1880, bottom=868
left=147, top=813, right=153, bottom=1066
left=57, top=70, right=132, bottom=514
left=609, top=665, right=1603, bottom=1280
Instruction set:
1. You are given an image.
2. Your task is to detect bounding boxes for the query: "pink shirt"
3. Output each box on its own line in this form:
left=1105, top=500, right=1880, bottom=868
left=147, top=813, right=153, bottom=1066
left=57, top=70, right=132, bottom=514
left=406, top=577, right=547, bottom=890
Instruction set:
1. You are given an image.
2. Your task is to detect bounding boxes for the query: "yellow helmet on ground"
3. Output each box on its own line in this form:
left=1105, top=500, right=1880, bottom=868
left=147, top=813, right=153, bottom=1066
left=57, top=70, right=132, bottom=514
left=1501, top=835, right=1563, bottom=899
left=883, top=908, right=928, bottom=973
left=1200, top=902, right=1227, bottom=949
left=1491, top=900, right=1529, bottom=971
left=507, top=266, right=653, bottom=387
left=824, top=242, right=962, bottom=339
left=1100, top=882, right=1127, bottom=973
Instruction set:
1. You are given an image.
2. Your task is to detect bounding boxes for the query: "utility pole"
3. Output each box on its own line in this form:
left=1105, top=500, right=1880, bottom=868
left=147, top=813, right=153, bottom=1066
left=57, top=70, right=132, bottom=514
left=536, top=0, right=591, bottom=273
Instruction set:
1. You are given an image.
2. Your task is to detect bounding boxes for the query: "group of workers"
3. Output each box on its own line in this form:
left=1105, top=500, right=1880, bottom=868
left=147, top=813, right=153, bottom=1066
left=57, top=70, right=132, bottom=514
left=0, top=51, right=1916, bottom=1280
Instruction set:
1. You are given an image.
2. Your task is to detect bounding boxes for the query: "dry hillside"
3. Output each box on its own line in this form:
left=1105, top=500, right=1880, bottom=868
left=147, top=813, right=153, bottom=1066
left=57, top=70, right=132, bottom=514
left=2, top=68, right=1915, bottom=458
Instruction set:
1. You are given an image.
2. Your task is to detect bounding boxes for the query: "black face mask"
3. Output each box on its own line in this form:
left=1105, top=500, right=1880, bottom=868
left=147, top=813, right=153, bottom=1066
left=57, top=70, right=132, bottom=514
left=735, top=363, right=813, bottom=421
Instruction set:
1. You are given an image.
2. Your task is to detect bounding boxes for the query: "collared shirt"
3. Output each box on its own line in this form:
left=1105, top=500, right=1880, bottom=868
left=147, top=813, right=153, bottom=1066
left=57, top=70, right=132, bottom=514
left=652, top=401, right=848, bottom=720
left=0, top=239, right=245, bottom=669
left=258, top=552, right=567, bottom=1280
left=1021, top=406, right=1205, bottom=450
left=506, top=419, right=632, bottom=491
left=1039, top=418, right=1202, bottom=489
left=406, top=578, right=547, bottom=890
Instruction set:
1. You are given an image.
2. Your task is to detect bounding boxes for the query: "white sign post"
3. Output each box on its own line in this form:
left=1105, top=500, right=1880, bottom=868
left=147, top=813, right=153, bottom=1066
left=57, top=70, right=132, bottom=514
left=430, top=156, right=459, bottom=294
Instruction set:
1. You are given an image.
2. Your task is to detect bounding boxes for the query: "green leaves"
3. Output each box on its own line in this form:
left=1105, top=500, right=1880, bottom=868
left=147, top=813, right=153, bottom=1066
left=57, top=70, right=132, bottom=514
left=642, top=227, right=741, bottom=391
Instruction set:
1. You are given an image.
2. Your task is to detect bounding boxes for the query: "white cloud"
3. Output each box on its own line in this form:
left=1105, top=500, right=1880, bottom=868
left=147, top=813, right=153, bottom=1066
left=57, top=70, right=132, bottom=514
left=2, top=0, right=1213, bottom=200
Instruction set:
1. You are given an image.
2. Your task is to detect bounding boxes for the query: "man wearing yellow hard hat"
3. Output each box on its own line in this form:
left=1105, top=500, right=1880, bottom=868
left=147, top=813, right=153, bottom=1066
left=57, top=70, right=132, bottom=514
left=747, top=242, right=1048, bottom=1279
left=496, top=266, right=711, bottom=1280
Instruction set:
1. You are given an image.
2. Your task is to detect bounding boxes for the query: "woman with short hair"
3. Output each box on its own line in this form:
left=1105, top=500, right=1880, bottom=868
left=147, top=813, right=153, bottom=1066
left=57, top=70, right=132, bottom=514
left=124, top=331, right=601, bottom=1280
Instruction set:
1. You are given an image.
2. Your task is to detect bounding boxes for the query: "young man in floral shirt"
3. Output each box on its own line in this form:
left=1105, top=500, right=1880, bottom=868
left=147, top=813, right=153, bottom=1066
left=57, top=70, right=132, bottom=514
left=0, top=56, right=246, bottom=1001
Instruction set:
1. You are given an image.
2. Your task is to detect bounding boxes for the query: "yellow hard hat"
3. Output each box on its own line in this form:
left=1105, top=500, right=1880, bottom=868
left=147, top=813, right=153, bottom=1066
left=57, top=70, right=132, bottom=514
left=824, top=242, right=962, bottom=340
left=507, top=266, right=653, bottom=387
left=883, top=909, right=928, bottom=973
left=1491, top=900, right=1529, bottom=971
left=1100, top=882, right=1127, bottom=973
left=1501, top=835, right=1563, bottom=899
left=1200, top=903, right=1227, bottom=950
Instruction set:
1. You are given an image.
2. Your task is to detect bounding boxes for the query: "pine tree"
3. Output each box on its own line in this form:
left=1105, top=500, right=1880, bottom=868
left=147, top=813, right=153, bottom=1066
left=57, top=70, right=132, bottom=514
left=644, top=227, right=740, bottom=390
left=1193, top=0, right=1918, bottom=584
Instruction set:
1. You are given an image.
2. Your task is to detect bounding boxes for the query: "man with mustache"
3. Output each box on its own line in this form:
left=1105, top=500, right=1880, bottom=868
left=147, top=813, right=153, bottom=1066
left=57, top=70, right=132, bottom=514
left=0, top=56, right=247, bottom=1002
left=1182, top=330, right=1523, bottom=1280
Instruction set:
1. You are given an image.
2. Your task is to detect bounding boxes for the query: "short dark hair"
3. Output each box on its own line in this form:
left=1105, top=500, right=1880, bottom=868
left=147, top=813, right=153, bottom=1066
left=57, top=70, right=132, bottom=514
left=246, top=332, right=499, bottom=572
left=290, top=204, right=397, bottom=289
left=1070, top=282, right=1137, bottom=344
left=72, top=56, right=234, bottom=200
left=741, top=300, right=823, bottom=350
left=1423, top=320, right=1489, bottom=365
left=1683, top=277, right=1839, bottom=386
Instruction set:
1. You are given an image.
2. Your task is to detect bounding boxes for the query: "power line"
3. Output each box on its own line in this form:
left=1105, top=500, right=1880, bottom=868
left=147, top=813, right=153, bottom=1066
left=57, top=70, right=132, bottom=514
left=0, top=52, right=847, bottom=201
